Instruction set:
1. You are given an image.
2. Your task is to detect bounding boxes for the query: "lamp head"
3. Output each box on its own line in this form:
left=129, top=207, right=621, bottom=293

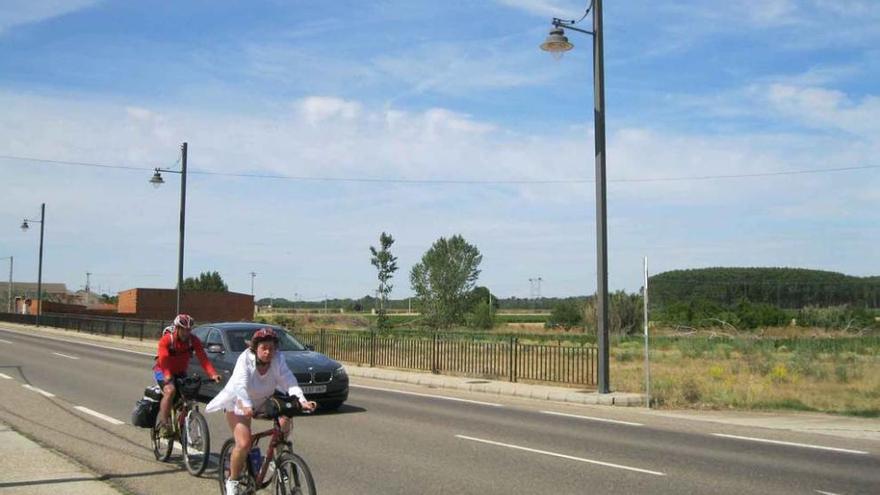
left=540, top=26, right=573, bottom=59
left=149, top=169, right=165, bottom=188
left=20, top=220, right=29, bottom=231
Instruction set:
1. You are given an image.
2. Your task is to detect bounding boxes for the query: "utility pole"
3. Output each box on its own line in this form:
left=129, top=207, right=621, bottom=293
left=249, top=271, right=256, bottom=296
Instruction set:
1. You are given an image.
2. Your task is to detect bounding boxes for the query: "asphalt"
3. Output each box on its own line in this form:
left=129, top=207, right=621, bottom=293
left=0, top=320, right=877, bottom=494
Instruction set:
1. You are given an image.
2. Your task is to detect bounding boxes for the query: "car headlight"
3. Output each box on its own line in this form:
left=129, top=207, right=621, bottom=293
left=333, top=366, right=348, bottom=379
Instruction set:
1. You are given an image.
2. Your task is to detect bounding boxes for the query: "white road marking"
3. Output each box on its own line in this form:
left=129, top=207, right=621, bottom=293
left=52, top=352, right=79, bottom=360
left=352, top=384, right=503, bottom=407
left=0, top=373, right=13, bottom=379
left=456, top=435, right=665, bottom=476
left=74, top=406, right=124, bottom=425
left=0, top=338, right=13, bottom=344
left=541, top=410, right=644, bottom=426
left=713, top=433, right=869, bottom=455
left=815, top=490, right=842, bottom=495
left=22, top=384, right=55, bottom=397
left=0, top=328, right=154, bottom=357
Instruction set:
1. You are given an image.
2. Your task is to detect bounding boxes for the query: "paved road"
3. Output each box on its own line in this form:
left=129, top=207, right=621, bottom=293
left=0, top=326, right=877, bottom=494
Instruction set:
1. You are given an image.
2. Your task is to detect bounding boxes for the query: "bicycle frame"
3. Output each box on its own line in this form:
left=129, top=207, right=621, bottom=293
left=250, top=417, right=289, bottom=487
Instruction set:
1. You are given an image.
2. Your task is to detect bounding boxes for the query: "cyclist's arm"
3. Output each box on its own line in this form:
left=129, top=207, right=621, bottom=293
left=191, top=338, right=218, bottom=377
left=275, top=357, right=307, bottom=404
left=228, top=351, right=253, bottom=408
left=155, top=334, right=174, bottom=382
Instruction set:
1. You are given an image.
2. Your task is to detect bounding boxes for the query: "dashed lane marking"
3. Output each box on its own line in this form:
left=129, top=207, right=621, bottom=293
left=52, top=352, right=80, bottom=360
left=73, top=406, right=124, bottom=425
left=713, top=433, right=868, bottom=455
left=22, top=384, right=56, bottom=398
left=456, top=435, right=666, bottom=476
left=541, top=410, right=643, bottom=426
left=352, top=384, right=503, bottom=407
left=0, top=373, right=13, bottom=379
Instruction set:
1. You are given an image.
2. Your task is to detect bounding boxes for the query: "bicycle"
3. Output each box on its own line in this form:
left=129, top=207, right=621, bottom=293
left=150, top=375, right=211, bottom=476
left=218, top=397, right=316, bottom=495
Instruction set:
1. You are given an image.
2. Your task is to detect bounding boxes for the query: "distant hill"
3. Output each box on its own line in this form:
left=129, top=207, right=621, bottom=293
left=649, top=267, right=880, bottom=308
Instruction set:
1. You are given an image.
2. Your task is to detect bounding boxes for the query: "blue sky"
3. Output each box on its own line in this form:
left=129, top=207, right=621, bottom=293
left=0, top=0, right=878, bottom=301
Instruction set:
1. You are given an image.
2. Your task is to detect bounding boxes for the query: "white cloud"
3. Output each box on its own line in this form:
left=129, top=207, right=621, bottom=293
left=0, top=0, right=101, bottom=35
left=1, top=88, right=877, bottom=297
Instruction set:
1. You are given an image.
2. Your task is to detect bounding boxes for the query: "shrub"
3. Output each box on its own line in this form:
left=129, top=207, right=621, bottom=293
left=546, top=300, right=584, bottom=330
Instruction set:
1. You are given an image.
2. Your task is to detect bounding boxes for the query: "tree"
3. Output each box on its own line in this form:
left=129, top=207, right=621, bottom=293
left=410, top=235, right=482, bottom=329
left=182, top=271, right=228, bottom=292
left=370, top=232, right=398, bottom=331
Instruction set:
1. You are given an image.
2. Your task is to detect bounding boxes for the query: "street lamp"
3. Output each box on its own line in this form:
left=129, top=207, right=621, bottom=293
left=150, top=142, right=188, bottom=314
left=21, top=204, right=45, bottom=326
left=540, top=0, right=611, bottom=393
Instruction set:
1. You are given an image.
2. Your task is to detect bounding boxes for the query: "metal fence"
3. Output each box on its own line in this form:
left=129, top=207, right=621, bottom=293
left=0, top=312, right=598, bottom=387
left=296, top=330, right=597, bottom=387
left=0, top=312, right=168, bottom=341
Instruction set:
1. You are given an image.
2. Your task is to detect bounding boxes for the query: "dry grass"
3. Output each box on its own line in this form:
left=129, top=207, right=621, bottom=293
left=611, top=337, right=880, bottom=416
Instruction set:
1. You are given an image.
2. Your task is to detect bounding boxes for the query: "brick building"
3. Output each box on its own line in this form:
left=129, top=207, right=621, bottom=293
left=117, top=288, right=254, bottom=323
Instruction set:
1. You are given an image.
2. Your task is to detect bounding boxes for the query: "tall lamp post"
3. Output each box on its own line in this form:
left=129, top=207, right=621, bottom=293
left=150, top=142, right=188, bottom=315
left=21, top=204, right=45, bottom=326
left=540, top=0, right=611, bottom=393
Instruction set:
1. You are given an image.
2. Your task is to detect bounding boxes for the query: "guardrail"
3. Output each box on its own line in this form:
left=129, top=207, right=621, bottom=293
left=296, top=330, right=597, bottom=387
left=0, top=312, right=168, bottom=341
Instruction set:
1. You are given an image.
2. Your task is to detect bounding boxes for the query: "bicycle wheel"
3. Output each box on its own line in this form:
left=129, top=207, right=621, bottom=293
left=182, top=409, right=210, bottom=476
left=219, top=438, right=256, bottom=495
left=151, top=416, right=174, bottom=462
left=274, top=452, right=316, bottom=495
left=259, top=441, right=292, bottom=490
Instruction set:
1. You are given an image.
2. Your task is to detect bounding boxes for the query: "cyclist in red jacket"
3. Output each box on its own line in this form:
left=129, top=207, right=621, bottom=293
left=153, top=314, right=221, bottom=437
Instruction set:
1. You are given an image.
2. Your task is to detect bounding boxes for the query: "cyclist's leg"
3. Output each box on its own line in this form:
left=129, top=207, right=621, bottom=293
left=278, top=416, right=291, bottom=435
left=224, top=410, right=253, bottom=482
left=158, top=380, right=176, bottom=426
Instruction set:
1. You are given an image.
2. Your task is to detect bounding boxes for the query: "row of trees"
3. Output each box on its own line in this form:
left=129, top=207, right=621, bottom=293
left=650, top=267, right=880, bottom=309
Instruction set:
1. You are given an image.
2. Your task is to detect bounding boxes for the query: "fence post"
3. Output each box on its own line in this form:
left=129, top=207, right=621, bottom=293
left=508, top=336, right=515, bottom=382
left=121, top=321, right=126, bottom=339
left=139, top=322, right=145, bottom=341
left=369, top=330, right=375, bottom=368
left=320, top=329, right=326, bottom=354
left=510, top=337, right=519, bottom=383
left=431, top=332, right=438, bottom=374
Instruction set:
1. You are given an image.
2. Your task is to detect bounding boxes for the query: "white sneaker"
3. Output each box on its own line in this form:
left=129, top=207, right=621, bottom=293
left=225, top=478, right=240, bottom=495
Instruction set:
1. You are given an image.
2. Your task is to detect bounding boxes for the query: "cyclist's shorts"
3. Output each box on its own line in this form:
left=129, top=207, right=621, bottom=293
left=154, top=371, right=184, bottom=388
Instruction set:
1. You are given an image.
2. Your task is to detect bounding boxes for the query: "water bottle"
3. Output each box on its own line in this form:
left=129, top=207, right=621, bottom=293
left=248, top=447, right=263, bottom=474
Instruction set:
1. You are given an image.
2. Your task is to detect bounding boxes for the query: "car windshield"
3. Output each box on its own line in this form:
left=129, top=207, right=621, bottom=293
left=226, top=327, right=306, bottom=353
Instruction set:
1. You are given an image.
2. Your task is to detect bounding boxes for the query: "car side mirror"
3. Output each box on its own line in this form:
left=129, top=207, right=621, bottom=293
left=305, top=344, right=315, bottom=351
left=207, top=343, right=225, bottom=354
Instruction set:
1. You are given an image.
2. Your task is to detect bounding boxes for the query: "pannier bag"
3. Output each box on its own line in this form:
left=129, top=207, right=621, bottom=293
left=131, top=385, right=162, bottom=428
left=131, top=398, right=159, bottom=428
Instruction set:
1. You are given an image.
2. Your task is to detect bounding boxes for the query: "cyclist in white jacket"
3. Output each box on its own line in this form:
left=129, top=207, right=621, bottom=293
left=206, top=327, right=316, bottom=494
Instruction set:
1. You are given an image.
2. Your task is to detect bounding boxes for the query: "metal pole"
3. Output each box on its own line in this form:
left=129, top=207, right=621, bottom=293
left=36, top=203, right=45, bottom=327
left=592, top=0, right=610, bottom=393
left=177, top=142, right=187, bottom=314
left=643, top=256, right=651, bottom=408
left=250, top=271, right=256, bottom=296
left=8, top=256, right=12, bottom=313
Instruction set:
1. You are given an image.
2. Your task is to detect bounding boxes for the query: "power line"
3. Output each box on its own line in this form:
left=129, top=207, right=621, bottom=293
left=1, top=153, right=877, bottom=184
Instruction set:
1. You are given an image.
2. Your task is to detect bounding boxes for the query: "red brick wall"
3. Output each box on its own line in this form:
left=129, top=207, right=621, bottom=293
left=116, top=288, right=254, bottom=323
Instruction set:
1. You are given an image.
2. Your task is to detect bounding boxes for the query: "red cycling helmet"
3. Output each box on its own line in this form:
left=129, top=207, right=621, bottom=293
left=173, top=314, right=194, bottom=330
left=250, top=327, right=279, bottom=352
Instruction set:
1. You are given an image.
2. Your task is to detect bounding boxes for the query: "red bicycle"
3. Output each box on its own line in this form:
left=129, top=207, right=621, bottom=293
left=218, top=398, right=316, bottom=495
